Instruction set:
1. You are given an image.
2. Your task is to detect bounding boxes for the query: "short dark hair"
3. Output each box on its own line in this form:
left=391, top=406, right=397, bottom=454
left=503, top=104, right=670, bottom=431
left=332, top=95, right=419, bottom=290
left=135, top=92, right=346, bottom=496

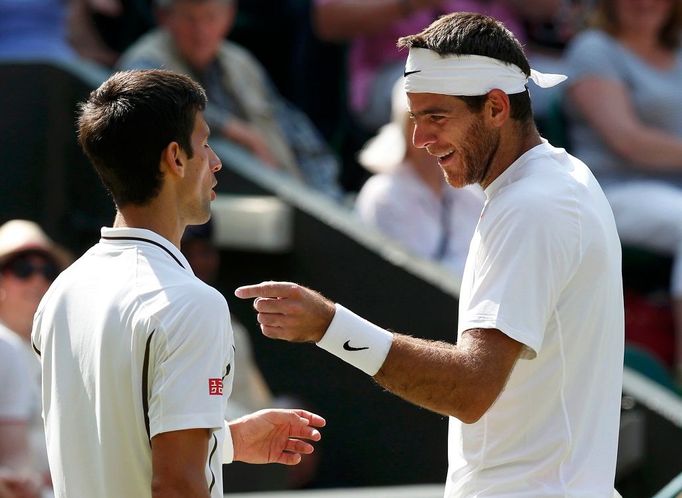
left=398, top=12, right=533, bottom=124
left=77, top=69, right=207, bottom=207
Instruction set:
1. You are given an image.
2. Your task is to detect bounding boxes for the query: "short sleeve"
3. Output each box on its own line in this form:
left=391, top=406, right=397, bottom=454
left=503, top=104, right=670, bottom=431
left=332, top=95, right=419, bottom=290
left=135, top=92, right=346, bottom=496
left=458, top=189, right=579, bottom=358
left=0, top=335, right=33, bottom=420
left=148, top=289, right=234, bottom=438
left=564, top=30, right=624, bottom=84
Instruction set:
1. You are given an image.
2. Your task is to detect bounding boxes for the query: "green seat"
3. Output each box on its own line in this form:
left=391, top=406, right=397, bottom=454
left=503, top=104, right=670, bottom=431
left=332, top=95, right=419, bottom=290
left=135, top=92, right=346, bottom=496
left=624, top=345, right=680, bottom=395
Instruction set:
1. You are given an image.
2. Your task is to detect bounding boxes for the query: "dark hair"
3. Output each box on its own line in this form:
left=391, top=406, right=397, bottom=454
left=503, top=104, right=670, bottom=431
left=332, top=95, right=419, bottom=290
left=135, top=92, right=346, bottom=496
left=398, top=12, right=533, bottom=124
left=591, top=0, right=682, bottom=50
left=77, top=69, right=207, bottom=207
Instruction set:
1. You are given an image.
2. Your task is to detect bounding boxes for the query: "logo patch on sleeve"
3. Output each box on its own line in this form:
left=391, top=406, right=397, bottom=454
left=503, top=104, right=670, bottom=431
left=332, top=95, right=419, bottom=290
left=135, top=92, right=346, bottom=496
left=208, top=378, right=223, bottom=396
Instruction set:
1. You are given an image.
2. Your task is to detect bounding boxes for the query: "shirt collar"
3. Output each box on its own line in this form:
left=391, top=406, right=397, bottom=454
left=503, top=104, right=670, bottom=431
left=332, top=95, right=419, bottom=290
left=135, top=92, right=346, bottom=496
left=484, top=140, right=553, bottom=199
left=99, top=227, right=192, bottom=272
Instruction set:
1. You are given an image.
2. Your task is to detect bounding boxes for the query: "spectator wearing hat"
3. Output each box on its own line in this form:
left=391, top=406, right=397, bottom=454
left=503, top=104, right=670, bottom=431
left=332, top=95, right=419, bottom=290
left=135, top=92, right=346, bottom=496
left=355, top=78, right=484, bottom=280
left=0, top=219, right=71, bottom=497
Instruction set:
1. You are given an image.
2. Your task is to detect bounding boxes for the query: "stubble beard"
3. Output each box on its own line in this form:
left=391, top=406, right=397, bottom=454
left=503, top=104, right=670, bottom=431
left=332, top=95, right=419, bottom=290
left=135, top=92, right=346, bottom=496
left=443, top=116, right=500, bottom=189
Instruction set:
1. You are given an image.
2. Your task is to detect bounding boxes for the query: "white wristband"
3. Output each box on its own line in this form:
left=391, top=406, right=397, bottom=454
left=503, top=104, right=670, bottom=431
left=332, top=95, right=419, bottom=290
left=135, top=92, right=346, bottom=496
left=223, top=420, right=234, bottom=464
left=316, top=304, right=393, bottom=376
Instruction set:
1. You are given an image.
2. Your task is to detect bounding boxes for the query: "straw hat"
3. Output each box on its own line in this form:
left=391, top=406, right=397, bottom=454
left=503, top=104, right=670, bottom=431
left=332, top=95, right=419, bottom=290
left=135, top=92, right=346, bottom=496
left=358, top=77, right=410, bottom=174
left=0, top=219, right=71, bottom=270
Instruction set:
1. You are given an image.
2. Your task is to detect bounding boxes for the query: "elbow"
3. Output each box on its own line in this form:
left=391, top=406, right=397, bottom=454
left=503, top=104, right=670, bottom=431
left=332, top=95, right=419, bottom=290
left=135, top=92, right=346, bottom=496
left=456, top=405, right=488, bottom=425
left=447, top=393, right=496, bottom=424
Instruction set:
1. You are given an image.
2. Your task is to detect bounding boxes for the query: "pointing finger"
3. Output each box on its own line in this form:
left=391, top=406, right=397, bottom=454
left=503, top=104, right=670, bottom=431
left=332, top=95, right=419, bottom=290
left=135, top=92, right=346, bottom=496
left=235, top=281, right=299, bottom=300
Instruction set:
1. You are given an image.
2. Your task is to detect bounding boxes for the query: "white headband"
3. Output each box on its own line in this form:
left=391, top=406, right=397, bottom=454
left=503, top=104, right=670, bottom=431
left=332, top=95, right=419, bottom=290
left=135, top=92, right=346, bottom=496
left=404, top=48, right=567, bottom=96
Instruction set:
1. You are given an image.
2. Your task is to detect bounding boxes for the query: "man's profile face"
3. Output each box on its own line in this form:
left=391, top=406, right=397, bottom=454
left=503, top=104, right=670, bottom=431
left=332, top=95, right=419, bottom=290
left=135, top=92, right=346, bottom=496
left=178, top=111, right=222, bottom=225
left=407, top=92, right=500, bottom=189
left=162, top=0, right=234, bottom=70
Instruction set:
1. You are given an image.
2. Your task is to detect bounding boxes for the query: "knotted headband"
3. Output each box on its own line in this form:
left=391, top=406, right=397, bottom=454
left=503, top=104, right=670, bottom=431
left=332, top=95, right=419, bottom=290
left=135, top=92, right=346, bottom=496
left=404, top=48, right=567, bottom=96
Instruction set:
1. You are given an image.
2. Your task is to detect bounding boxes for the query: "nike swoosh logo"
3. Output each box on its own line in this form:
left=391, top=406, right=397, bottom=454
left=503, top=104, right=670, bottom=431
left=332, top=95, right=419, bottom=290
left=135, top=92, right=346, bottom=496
left=343, top=340, right=369, bottom=352
left=403, top=69, right=421, bottom=77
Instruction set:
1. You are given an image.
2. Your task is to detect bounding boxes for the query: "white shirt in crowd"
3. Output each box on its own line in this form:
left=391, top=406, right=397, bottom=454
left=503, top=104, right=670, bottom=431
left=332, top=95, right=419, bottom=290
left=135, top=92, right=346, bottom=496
left=355, top=163, right=484, bottom=280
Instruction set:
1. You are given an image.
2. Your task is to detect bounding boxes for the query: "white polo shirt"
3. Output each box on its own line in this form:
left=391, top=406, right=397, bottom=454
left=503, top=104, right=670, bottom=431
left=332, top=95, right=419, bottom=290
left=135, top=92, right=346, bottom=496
left=448, top=142, right=624, bottom=497
left=32, top=227, right=234, bottom=498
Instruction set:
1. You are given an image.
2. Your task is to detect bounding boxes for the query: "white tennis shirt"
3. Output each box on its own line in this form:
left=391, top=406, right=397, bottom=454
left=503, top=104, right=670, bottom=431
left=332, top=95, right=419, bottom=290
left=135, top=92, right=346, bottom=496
left=32, top=227, right=234, bottom=498
left=323, top=141, right=623, bottom=496
left=448, top=142, right=624, bottom=497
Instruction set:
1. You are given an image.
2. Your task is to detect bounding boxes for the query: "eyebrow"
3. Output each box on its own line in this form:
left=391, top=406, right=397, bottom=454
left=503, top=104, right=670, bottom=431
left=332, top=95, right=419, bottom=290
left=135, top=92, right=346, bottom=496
left=409, top=106, right=452, bottom=118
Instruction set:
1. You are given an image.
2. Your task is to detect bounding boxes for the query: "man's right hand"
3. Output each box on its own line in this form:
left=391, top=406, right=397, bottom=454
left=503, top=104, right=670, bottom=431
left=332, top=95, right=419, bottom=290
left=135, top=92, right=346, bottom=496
left=234, top=282, right=336, bottom=343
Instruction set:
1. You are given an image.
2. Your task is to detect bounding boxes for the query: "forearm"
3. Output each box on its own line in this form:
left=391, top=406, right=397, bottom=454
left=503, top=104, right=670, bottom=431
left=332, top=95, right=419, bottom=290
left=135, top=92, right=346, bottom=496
left=373, top=334, right=488, bottom=422
left=607, top=126, right=682, bottom=171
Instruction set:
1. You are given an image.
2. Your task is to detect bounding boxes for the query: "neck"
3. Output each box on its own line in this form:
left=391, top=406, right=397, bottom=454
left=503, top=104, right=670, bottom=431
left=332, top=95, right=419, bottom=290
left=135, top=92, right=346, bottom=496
left=619, top=30, right=663, bottom=54
left=114, top=201, right=185, bottom=249
left=481, top=123, right=542, bottom=189
left=0, top=314, right=31, bottom=342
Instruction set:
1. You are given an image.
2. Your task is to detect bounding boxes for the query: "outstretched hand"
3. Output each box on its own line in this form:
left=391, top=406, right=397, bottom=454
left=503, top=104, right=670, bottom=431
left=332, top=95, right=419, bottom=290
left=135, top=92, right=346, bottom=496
left=229, top=409, right=326, bottom=465
left=234, top=282, right=336, bottom=343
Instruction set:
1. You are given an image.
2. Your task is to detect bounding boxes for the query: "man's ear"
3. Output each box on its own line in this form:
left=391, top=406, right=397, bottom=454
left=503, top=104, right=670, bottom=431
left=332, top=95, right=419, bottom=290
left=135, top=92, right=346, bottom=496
left=161, top=141, right=185, bottom=178
left=486, top=89, right=510, bottom=127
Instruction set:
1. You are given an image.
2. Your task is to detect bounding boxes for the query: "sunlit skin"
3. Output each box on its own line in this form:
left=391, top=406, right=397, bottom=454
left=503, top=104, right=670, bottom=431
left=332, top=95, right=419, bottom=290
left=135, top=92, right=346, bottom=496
left=408, top=90, right=541, bottom=190
left=113, top=111, right=222, bottom=248
left=178, top=112, right=222, bottom=227
left=408, top=92, right=501, bottom=189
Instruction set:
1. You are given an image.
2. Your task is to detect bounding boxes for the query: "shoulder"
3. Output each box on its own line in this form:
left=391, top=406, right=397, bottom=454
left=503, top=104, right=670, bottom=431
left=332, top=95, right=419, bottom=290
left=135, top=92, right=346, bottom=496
left=486, top=154, right=581, bottom=231
left=219, top=40, right=264, bottom=69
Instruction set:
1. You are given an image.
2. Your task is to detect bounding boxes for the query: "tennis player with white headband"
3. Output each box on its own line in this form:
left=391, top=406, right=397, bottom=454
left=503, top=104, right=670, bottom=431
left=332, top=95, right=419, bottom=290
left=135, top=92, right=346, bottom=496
left=236, top=12, right=624, bottom=498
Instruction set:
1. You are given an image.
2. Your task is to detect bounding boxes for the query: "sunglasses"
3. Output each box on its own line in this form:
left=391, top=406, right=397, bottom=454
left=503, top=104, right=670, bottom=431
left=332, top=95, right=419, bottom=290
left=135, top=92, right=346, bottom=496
left=2, top=256, right=60, bottom=282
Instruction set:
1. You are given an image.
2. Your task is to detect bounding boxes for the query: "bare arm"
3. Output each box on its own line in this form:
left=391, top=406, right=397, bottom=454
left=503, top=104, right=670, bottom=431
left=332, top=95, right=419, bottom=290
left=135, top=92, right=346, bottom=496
left=314, top=0, right=444, bottom=40
left=151, top=429, right=211, bottom=498
left=235, top=283, right=523, bottom=423
left=568, top=77, right=682, bottom=171
left=376, top=329, right=522, bottom=422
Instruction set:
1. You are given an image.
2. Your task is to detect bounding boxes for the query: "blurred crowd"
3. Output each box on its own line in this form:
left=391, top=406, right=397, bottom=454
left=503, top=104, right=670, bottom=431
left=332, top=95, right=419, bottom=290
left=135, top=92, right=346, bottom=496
left=2, top=0, right=682, bottom=495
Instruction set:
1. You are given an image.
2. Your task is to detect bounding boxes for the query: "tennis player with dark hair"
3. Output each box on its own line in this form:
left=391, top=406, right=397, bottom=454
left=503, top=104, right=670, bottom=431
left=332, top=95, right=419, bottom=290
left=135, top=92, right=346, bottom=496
left=32, top=69, right=324, bottom=498
left=237, top=13, right=624, bottom=497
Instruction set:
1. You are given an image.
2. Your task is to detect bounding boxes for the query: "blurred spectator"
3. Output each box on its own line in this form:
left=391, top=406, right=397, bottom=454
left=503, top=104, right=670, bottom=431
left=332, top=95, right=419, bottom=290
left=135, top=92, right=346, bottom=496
left=0, top=324, right=41, bottom=498
left=313, top=0, right=561, bottom=132
left=355, top=78, right=484, bottom=280
left=0, top=220, right=71, bottom=496
left=0, top=0, right=121, bottom=65
left=0, top=0, right=76, bottom=61
left=564, top=0, right=682, bottom=382
left=118, top=0, right=344, bottom=200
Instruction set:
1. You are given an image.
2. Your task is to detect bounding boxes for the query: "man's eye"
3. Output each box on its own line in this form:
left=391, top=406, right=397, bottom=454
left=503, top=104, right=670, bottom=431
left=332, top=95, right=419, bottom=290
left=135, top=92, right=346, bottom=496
left=430, top=115, right=445, bottom=123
